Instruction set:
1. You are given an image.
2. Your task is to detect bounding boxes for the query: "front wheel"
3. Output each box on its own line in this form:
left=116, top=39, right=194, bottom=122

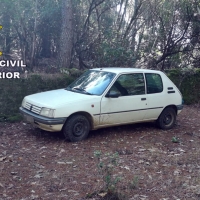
left=157, top=107, right=176, bottom=130
left=63, top=114, right=90, bottom=142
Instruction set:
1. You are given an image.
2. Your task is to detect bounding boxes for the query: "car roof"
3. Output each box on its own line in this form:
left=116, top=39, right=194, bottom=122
left=92, top=67, right=162, bottom=74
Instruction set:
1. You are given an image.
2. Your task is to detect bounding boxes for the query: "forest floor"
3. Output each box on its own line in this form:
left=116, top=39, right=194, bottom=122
left=0, top=105, right=200, bottom=200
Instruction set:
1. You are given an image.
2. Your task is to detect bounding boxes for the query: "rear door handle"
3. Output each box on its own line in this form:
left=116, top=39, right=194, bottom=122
left=141, top=98, right=146, bottom=101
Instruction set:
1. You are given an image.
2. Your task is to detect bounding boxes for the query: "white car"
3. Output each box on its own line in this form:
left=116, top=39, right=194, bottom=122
left=19, top=68, right=183, bottom=142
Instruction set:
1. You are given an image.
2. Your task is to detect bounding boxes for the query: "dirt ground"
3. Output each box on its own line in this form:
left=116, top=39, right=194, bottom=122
left=0, top=105, right=200, bottom=200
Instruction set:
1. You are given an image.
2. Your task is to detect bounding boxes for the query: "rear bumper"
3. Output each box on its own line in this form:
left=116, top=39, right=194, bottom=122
left=19, top=107, right=66, bottom=131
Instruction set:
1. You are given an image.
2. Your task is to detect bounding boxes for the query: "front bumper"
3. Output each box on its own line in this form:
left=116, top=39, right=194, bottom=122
left=176, top=104, right=183, bottom=115
left=176, top=104, right=184, bottom=111
left=19, top=107, right=66, bottom=132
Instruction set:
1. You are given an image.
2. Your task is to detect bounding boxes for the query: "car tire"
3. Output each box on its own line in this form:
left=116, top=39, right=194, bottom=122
left=157, top=107, right=176, bottom=130
left=63, top=114, right=90, bottom=142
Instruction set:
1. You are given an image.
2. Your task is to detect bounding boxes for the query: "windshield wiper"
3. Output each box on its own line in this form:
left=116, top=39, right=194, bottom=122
left=72, top=87, right=93, bottom=95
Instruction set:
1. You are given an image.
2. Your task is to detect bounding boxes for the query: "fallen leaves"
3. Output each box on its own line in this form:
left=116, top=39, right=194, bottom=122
left=0, top=105, right=200, bottom=199
left=0, top=156, right=6, bottom=162
left=98, top=192, right=107, bottom=197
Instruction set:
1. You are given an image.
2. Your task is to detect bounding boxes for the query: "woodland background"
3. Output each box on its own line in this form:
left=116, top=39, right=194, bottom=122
left=0, top=0, right=200, bottom=70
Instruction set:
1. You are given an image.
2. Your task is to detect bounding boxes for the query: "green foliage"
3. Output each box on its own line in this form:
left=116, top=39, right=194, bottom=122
left=97, top=42, right=136, bottom=67
left=1, top=0, right=200, bottom=69
left=167, top=68, right=200, bottom=104
left=0, top=0, right=61, bottom=65
left=0, top=114, right=23, bottom=123
left=172, top=136, right=180, bottom=143
left=129, top=176, right=139, bottom=189
left=68, top=68, right=84, bottom=77
left=94, top=150, right=121, bottom=193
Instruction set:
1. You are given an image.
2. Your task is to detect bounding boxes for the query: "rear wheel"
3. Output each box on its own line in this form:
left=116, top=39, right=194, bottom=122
left=157, top=107, right=176, bottom=130
left=63, top=114, right=90, bottom=142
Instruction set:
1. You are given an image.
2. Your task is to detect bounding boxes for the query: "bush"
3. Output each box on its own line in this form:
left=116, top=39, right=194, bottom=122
left=167, top=68, right=200, bottom=104
left=94, top=151, right=121, bottom=193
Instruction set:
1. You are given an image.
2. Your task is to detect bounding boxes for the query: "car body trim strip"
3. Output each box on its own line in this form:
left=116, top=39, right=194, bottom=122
left=93, top=107, right=163, bottom=116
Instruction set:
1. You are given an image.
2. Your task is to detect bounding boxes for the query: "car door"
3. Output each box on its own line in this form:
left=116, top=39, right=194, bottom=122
left=143, top=73, right=165, bottom=120
left=100, top=73, right=148, bottom=126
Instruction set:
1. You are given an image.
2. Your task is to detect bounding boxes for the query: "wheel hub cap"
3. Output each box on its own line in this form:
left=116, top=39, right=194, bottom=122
left=73, top=122, right=84, bottom=136
left=164, top=114, right=172, bottom=125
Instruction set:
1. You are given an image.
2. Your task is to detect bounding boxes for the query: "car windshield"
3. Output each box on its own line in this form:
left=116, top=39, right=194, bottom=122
left=66, top=70, right=116, bottom=95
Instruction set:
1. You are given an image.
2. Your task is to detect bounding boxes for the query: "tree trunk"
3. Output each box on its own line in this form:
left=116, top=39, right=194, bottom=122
left=59, top=0, right=73, bottom=68
left=40, top=19, right=51, bottom=58
left=30, top=0, right=38, bottom=69
left=2, top=11, right=11, bottom=55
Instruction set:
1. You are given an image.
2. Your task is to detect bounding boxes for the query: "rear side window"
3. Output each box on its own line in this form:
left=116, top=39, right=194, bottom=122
left=145, top=73, right=163, bottom=94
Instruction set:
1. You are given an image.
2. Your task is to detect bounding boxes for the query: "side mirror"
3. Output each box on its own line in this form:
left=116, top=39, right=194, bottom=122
left=105, top=91, right=120, bottom=98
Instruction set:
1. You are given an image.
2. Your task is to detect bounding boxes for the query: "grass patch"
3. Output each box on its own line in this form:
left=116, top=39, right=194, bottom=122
left=0, top=114, right=23, bottom=123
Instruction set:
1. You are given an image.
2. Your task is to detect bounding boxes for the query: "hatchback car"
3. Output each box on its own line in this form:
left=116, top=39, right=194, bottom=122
left=19, top=68, right=183, bottom=142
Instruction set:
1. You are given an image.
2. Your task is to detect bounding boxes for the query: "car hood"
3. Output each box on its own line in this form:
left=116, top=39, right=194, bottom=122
left=24, top=89, right=98, bottom=108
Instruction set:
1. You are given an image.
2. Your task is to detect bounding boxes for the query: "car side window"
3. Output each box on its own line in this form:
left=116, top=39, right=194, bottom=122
left=145, top=73, right=163, bottom=94
left=109, top=73, right=145, bottom=96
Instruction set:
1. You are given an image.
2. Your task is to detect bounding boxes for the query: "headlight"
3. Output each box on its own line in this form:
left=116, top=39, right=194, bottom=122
left=40, top=108, right=55, bottom=118
left=21, top=98, right=26, bottom=108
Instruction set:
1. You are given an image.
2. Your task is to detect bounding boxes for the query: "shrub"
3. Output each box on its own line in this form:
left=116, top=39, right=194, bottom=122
left=167, top=68, right=200, bottom=104
left=94, top=151, right=121, bottom=193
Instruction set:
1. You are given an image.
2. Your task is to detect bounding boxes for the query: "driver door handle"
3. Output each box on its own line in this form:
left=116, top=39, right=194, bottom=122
left=141, top=98, right=146, bottom=101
